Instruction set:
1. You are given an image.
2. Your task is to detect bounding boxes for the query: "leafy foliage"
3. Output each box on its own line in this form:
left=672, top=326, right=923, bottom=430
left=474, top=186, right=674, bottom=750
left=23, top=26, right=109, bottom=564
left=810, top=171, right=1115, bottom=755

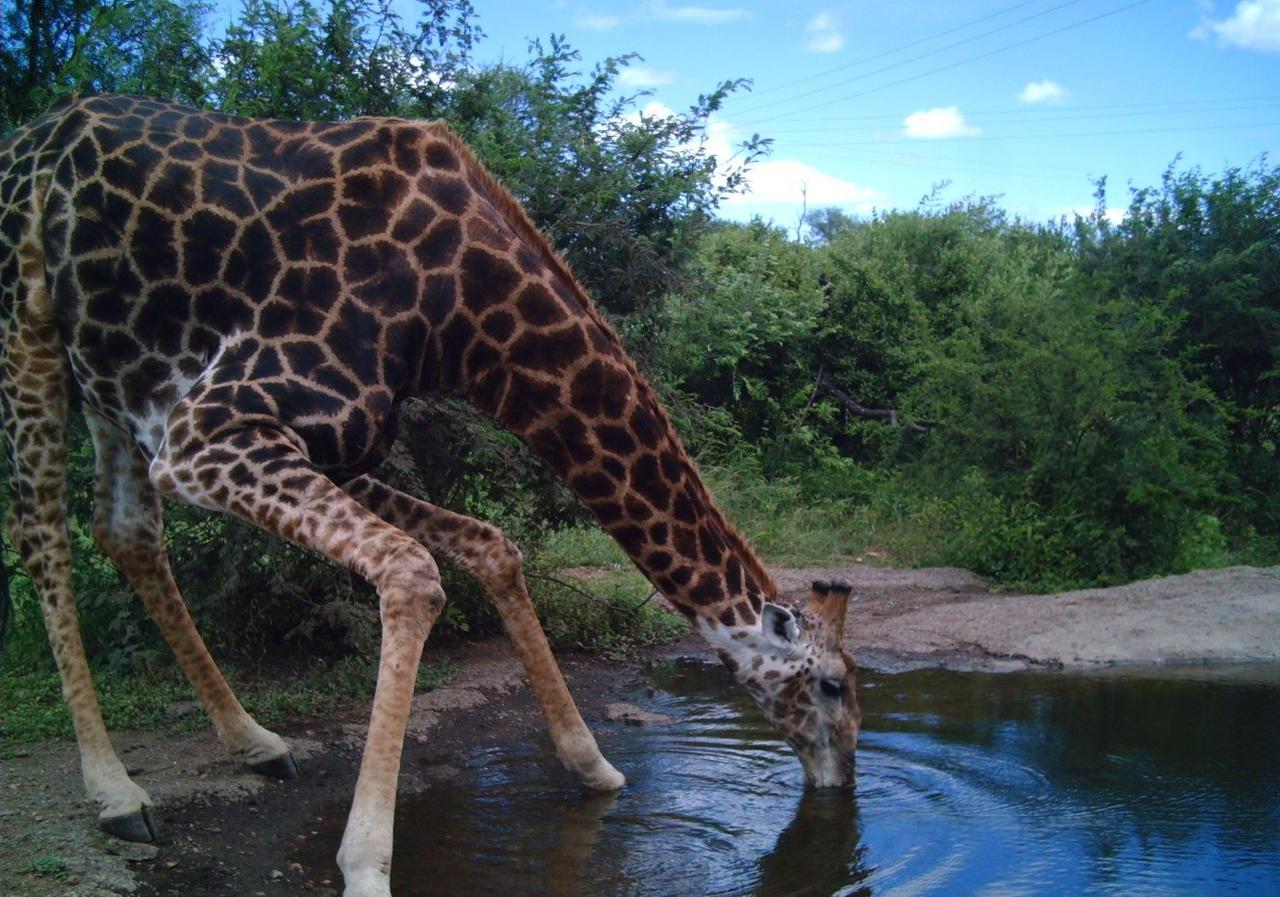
left=0, top=0, right=1276, bottom=695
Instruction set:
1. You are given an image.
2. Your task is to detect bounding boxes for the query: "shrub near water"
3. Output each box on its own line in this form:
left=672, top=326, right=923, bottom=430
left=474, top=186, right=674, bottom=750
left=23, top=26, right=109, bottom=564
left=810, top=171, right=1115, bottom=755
left=652, top=197, right=1263, bottom=591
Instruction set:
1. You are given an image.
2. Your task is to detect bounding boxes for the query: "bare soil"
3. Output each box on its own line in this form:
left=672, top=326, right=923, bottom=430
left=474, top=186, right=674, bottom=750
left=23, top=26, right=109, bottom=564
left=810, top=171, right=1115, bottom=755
left=2, top=564, right=1276, bottom=896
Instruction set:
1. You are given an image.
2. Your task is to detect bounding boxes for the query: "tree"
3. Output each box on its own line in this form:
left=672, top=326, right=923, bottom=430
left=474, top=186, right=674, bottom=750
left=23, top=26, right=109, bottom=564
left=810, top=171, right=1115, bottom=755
left=1076, top=162, right=1280, bottom=533
left=211, top=0, right=480, bottom=121
left=803, top=206, right=860, bottom=245
left=1, top=0, right=211, bottom=129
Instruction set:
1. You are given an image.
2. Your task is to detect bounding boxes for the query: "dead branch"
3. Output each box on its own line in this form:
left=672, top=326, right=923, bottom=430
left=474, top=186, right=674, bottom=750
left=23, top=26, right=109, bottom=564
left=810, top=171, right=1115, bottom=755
left=813, top=370, right=934, bottom=434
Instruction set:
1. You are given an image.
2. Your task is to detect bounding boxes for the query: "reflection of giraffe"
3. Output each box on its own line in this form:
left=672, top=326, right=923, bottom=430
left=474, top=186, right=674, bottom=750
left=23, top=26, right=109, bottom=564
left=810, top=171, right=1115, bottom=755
left=0, top=95, right=860, bottom=896
left=756, top=790, right=868, bottom=896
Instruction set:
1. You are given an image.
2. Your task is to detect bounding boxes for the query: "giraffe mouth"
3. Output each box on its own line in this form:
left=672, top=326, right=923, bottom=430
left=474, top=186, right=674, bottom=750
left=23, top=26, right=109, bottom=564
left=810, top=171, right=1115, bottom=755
left=797, top=744, right=856, bottom=789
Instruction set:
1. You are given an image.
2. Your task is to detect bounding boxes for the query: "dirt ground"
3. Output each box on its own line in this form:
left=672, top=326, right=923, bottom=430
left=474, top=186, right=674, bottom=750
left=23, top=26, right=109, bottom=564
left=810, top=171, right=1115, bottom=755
left=2, top=563, right=1277, bottom=896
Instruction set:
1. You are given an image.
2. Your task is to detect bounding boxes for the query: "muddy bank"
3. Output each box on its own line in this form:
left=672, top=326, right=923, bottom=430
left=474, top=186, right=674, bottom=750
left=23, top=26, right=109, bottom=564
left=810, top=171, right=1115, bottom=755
left=0, top=641, right=606, bottom=897
left=3, top=563, right=1278, bottom=896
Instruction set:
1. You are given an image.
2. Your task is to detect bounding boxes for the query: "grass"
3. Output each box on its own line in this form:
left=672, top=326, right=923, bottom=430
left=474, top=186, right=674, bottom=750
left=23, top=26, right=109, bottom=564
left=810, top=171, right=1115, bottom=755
left=0, top=654, right=455, bottom=746
left=530, top=520, right=689, bottom=658
left=29, top=855, right=68, bottom=879
left=534, top=467, right=889, bottom=573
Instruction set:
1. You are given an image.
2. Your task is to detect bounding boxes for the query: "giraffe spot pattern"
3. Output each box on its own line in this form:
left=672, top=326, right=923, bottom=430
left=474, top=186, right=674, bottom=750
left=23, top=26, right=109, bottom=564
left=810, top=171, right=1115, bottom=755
left=1, top=93, right=782, bottom=662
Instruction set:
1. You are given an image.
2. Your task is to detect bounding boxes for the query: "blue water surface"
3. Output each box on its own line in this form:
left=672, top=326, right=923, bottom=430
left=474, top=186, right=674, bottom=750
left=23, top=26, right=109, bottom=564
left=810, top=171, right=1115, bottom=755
left=314, top=661, right=1280, bottom=897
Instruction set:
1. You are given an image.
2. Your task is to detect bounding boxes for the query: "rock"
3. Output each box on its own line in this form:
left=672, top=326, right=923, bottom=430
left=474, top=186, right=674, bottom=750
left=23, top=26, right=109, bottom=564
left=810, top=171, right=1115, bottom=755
left=165, top=700, right=200, bottom=720
left=104, top=842, right=159, bottom=862
left=604, top=702, right=676, bottom=726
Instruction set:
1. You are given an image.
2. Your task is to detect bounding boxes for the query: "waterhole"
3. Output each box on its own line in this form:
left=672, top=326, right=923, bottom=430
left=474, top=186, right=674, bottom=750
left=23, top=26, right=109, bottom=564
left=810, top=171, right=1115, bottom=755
left=301, top=662, right=1280, bottom=896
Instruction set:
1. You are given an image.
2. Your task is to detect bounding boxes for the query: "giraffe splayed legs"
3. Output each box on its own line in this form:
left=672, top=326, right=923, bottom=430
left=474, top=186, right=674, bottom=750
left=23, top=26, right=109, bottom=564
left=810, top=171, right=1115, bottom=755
left=343, top=474, right=625, bottom=791
left=149, top=422, right=451, bottom=896
left=86, top=410, right=297, bottom=776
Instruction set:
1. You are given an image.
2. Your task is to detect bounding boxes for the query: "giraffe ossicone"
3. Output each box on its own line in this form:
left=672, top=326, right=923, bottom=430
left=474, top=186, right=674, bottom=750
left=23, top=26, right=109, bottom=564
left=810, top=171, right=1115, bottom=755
left=0, top=94, right=860, bottom=897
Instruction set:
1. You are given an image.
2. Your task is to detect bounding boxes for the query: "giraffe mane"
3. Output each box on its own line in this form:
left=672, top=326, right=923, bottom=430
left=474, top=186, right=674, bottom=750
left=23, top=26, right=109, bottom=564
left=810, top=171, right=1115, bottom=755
left=424, top=120, right=779, bottom=604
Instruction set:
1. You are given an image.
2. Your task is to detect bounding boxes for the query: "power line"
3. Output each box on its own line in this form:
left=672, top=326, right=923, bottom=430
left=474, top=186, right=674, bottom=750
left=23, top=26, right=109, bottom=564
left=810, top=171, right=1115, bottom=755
left=731, top=0, right=1086, bottom=117
left=799, top=149, right=1094, bottom=182
left=763, top=95, right=1280, bottom=126
left=773, top=102, right=1280, bottom=134
left=742, top=0, right=1047, bottom=99
left=781, top=121, right=1280, bottom=147
left=738, top=0, right=1157, bottom=129
left=805, top=146, right=1120, bottom=174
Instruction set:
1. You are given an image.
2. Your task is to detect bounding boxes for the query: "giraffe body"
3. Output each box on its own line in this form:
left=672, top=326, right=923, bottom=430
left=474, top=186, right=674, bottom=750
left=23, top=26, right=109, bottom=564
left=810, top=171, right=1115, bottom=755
left=0, top=95, right=859, bottom=896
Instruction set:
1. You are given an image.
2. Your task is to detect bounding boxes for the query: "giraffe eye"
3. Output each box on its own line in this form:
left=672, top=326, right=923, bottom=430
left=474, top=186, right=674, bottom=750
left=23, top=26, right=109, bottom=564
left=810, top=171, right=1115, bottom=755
left=818, top=678, right=846, bottom=699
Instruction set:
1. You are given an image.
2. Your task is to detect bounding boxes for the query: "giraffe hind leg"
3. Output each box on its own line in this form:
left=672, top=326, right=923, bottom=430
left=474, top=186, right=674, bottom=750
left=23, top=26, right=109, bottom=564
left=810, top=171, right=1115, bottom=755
left=151, top=421, right=453, bottom=897
left=344, top=474, right=625, bottom=791
left=1, top=288, right=157, bottom=840
left=84, top=410, right=298, bottom=777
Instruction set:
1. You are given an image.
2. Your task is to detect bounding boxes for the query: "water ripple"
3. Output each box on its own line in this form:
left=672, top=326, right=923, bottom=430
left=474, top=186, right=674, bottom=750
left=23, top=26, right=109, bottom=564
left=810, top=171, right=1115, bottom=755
left=295, top=662, right=1280, bottom=897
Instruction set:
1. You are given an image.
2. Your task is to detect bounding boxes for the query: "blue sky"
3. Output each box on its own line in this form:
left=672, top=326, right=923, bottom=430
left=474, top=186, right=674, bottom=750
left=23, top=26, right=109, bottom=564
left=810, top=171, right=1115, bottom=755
left=460, top=0, right=1280, bottom=225
left=206, top=0, right=1280, bottom=225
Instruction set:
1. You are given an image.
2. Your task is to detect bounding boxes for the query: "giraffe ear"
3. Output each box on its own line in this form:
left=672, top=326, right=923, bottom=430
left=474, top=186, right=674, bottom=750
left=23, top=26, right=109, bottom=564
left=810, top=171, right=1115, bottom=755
left=806, top=579, right=851, bottom=646
left=761, top=603, right=799, bottom=650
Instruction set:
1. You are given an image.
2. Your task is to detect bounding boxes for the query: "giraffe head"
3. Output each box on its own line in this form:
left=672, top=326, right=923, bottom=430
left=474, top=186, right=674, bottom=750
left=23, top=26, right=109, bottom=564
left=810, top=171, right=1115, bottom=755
left=714, top=580, right=860, bottom=788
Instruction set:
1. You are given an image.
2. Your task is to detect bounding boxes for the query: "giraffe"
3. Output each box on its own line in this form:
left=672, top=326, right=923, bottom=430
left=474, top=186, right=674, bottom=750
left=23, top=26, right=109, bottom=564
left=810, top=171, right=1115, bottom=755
left=0, top=94, right=860, bottom=897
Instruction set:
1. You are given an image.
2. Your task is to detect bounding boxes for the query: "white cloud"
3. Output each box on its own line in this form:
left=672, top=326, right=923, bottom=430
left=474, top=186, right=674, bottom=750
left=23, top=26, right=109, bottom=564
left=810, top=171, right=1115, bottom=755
left=643, top=1, right=748, bottom=24
left=805, top=12, right=845, bottom=53
left=1200, top=0, right=1280, bottom=51
left=903, top=106, right=980, bottom=139
left=578, top=13, right=622, bottom=30
left=619, top=100, right=677, bottom=128
left=619, top=66, right=675, bottom=87
left=723, top=159, right=881, bottom=211
left=1017, top=79, right=1069, bottom=104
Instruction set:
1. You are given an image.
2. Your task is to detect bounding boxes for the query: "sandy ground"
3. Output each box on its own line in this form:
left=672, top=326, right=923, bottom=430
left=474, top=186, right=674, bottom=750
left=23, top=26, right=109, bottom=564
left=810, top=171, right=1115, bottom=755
left=2, top=563, right=1277, bottom=896
left=772, top=564, right=1280, bottom=672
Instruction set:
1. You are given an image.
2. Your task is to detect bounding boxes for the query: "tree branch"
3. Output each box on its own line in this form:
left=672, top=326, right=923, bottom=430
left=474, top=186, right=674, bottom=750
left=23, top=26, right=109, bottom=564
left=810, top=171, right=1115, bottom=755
left=814, top=371, right=934, bottom=434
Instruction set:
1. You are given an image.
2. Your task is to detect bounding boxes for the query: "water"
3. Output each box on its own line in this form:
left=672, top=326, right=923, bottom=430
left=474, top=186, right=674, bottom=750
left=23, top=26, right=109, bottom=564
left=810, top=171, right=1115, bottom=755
left=304, top=662, right=1280, bottom=896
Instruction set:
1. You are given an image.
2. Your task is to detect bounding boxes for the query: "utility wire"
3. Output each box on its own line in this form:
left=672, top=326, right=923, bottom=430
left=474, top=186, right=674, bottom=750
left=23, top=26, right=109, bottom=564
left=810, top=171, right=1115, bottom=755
left=782, top=120, right=1280, bottom=147
left=800, top=150, right=1094, bottom=182
left=774, top=102, right=1280, bottom=134
left=807, top=146, right=1123, bottom=174
left=732, top=0, right=1086, bottom=117
left=743, top=0, right=1047, bottom=99
left=739, top=0, right=1157, bottom=128
left=766, top=94, right=1280, bottom=126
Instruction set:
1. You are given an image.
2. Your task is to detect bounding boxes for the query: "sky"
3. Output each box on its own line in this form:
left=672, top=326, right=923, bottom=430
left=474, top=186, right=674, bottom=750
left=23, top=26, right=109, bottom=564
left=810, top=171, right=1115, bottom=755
left=454, top=0, right=1280, bottom=226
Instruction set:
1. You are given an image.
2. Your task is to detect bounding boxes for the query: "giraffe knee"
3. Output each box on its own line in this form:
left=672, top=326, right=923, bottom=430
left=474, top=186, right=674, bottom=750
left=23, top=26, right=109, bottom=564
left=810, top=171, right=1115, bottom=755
left=380, top=577, right=447, bottom=640
left=463, top=523, right=524, bottom=592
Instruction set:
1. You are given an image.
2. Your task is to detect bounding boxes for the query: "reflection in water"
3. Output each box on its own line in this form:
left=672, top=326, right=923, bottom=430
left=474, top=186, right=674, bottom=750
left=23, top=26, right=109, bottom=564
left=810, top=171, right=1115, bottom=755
left=296, top=662, right=1280, bottom=897
left=546, top=790, right=618, bottom=897
left=755, top=791, right=867, bottom=897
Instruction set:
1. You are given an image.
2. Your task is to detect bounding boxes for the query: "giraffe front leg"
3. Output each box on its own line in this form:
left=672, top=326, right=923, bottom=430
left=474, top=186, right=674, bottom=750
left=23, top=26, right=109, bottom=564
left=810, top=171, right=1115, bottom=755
left=84, top=412, right=296, bottom=777
left=344, top=475, right=624, bottom=792
left=152, top=426, right=448, bottom=897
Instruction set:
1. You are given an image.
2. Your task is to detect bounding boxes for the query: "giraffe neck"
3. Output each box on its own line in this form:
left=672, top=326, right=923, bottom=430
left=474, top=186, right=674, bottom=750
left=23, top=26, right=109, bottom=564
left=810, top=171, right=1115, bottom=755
left=530, top=377, right=774, bottom=629
left=393, top=124, right=775, bottom=630
left=449, top=278, right=776, bottom=629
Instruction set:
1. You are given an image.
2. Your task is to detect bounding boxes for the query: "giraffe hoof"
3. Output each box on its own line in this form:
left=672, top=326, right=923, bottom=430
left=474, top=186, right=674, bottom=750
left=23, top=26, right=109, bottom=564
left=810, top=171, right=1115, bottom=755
left=100, top=805, right=160, bottom=842
left=248, top=752, right=300, bottom=780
